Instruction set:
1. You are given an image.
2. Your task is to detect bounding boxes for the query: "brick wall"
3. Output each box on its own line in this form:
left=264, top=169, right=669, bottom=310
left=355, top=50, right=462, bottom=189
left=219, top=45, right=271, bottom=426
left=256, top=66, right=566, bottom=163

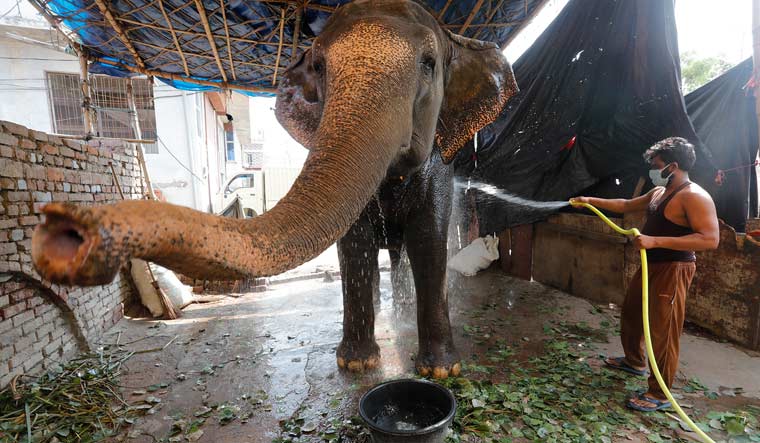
left=0, top=120, right=143, bottom=387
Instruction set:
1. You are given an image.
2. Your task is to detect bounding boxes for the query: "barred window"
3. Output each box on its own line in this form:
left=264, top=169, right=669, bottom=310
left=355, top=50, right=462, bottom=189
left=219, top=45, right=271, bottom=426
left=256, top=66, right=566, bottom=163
left=47, top=72, right=157, bottom=153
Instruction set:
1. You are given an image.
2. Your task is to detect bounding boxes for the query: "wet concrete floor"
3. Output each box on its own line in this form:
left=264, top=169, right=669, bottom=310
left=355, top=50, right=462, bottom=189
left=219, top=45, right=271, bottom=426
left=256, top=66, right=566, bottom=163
left=108, top=268, right=760, bottom=443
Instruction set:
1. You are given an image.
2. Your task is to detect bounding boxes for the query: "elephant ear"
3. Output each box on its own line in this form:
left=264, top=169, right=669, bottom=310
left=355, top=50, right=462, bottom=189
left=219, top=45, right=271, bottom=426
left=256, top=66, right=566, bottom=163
left=436, top=30, right=518, bottom=164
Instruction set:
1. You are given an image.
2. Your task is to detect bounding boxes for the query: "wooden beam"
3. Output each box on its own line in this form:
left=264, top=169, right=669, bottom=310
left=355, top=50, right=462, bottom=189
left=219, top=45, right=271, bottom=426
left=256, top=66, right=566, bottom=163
left=459, top=0, right=486, bottom=34
left=156, top=0, right=190, bottom=76
left=256, top=0, right=336, bottom=13
left=473, top=0, right=506, bottom=39
left=92, top=56, right=277, bottom=93
left=79, top=54, right=95, bottom=136
left=291, top=5, right=302, bottom=63
left=501, top=0, right=550, bottom=50
left=116, top=17, right=312, bottom=50
left=219, top=0, right=237, bottom=81
left=93, top=0, right=147, bottom=70
left=193, top=0, right=229, bottom=83
left=272, top=7, right=286, bottom=86
left=437, top=0, right=454, bottom=20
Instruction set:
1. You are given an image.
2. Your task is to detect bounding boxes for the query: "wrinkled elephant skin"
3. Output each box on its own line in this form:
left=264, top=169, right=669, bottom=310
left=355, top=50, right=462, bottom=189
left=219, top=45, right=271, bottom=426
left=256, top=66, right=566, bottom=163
left=275, top=0, right=518, bottom=378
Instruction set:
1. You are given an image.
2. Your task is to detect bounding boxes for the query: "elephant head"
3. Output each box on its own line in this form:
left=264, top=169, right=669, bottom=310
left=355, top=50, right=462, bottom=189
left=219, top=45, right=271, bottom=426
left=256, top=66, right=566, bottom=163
left=31, top=0, right=516, bottom=286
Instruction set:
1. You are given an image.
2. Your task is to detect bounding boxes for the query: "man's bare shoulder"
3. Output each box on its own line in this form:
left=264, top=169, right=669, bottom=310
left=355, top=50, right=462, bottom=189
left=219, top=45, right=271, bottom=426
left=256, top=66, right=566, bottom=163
left=682, top=182, right=715, bottom=206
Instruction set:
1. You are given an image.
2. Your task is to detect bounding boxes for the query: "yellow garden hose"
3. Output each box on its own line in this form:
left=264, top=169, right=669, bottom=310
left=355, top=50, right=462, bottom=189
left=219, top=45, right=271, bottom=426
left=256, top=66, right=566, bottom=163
left=571, top=201, right=714, bottom=443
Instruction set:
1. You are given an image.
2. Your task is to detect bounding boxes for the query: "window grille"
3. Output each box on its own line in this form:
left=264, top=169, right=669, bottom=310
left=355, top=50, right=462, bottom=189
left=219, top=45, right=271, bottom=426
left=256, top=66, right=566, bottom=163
left=47, top=72, right=157, bottom=153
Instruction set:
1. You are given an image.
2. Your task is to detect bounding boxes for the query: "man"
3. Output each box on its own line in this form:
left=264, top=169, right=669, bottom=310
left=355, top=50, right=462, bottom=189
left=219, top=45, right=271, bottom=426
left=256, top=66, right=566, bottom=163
left=572, top=137, right=719, bottom=412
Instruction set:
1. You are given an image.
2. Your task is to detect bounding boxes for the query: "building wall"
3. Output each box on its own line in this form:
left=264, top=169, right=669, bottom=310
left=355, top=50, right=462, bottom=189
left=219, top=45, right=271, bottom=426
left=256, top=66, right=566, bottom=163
left=0, top=120, right=142, bottom=387
left=149, top=90, right=211, bottom=211
left=0, top=25, right=80, bottom=134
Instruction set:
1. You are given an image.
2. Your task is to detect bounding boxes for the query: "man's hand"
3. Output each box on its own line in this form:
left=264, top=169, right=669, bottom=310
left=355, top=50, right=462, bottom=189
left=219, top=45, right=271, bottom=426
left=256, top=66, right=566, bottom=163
left=570, top=196, right=591, bottom=207
left=632, top=234, right=658, bottom=250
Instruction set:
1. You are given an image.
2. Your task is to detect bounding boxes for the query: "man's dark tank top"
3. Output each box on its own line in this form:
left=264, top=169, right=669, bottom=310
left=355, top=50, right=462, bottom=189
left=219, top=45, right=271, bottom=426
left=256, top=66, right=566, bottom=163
left=641, top=181, right=697, bottom=263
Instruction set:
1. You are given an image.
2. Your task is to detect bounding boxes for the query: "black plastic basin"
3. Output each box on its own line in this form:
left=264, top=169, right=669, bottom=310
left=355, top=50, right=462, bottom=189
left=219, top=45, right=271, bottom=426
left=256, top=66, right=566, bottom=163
left=359, top=379, right=457, bottom=443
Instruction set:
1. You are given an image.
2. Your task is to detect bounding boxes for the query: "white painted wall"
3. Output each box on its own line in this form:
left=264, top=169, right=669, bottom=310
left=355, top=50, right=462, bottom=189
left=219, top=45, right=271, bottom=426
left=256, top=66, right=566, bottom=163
left=149, top=89, right=212, bottom=211
left=249, top=97, right=307, bottom=169
left=0, top=25, right=79, bottom=133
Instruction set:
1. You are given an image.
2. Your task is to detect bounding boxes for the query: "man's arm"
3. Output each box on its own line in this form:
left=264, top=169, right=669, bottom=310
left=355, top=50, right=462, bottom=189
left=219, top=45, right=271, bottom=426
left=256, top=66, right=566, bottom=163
left=633, top=192, right=719, bottom=251
left=571, top=187, right=660, bottom=214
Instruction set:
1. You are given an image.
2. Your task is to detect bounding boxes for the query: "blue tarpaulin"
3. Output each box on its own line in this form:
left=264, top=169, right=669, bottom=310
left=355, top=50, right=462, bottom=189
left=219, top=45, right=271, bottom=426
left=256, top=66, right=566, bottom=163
left=36, top=0, right=545, bottom=96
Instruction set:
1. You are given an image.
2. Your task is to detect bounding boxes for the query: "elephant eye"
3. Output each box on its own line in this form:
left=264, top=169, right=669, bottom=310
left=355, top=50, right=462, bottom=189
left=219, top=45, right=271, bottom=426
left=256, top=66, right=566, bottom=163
left=420, top=55, right=435, bottom=76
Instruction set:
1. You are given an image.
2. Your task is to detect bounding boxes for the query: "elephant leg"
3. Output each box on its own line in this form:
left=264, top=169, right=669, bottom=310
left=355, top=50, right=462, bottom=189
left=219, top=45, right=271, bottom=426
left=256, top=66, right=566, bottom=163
left=336, top=213, right=381, bottom=372
left=405, top=201, right=460, bottom=379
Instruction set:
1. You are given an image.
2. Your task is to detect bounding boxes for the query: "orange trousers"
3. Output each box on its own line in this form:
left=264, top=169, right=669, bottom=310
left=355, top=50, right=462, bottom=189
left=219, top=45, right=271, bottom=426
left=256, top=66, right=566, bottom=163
left=621, top=261, right=696, bottom=399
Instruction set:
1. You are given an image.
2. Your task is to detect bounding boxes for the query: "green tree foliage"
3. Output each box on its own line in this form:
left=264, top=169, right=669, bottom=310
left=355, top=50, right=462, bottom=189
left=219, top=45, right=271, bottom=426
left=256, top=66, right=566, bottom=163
left=680, top=51, right=733, bottom=94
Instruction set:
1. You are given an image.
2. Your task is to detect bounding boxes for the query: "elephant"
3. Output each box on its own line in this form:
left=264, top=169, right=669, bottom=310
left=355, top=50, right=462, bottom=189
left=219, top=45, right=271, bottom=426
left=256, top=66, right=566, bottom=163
left=30, top=0, right=517, bottom=379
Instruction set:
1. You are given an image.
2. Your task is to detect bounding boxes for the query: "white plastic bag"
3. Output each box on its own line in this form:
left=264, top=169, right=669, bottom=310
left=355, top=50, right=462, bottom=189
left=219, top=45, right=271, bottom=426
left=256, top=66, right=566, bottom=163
left=447, top=235, right=500, bottom=276
left=130, top=259, right=194, bottom=318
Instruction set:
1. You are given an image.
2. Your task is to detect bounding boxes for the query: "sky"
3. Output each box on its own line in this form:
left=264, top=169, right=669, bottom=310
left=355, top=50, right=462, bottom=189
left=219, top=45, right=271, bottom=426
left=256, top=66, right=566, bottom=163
left=505, top=0, right=752, bottom=64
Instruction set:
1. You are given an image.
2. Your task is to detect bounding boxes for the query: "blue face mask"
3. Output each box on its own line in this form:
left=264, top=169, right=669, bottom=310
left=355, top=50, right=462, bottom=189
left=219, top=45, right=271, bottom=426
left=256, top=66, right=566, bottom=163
left=649, top=163, right=673, bottom=187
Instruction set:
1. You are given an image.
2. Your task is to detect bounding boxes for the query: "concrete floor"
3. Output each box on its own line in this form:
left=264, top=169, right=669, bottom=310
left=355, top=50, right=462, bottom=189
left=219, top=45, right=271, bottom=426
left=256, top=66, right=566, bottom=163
left=109, top=266, right=760, bottom=443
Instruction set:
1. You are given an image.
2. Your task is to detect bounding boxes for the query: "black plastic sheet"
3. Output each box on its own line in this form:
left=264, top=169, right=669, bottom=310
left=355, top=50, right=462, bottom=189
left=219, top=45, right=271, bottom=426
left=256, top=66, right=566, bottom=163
left=454, top=0, right=717, bottom=234
left=685, top=58, right=759, bottom=231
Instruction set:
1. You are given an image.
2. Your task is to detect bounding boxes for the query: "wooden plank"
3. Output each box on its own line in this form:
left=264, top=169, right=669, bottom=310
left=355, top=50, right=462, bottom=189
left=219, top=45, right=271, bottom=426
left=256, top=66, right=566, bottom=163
left=194, top=0, right=229, bottom=83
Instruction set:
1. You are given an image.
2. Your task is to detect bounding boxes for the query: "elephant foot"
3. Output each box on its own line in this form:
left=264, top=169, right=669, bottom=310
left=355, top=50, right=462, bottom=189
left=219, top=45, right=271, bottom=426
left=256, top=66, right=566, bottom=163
left=415, top=344, right=461, bottom=379
left=336, top=340, right=381, bottom=373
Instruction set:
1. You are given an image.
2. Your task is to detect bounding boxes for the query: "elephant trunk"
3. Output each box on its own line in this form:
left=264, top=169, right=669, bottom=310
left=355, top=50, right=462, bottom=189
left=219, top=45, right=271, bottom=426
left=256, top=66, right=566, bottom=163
left=32, top=35, right=413, bottom=286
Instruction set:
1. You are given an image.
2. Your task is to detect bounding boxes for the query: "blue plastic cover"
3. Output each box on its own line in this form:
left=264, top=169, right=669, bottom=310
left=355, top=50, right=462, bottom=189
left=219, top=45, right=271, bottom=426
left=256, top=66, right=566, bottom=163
left=43, top=0, right=543, bottom=96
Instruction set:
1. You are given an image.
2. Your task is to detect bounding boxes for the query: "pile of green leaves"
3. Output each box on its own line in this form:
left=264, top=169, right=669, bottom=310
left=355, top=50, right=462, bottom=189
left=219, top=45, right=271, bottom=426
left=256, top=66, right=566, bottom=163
left=0, top=348, right=147, bottom=443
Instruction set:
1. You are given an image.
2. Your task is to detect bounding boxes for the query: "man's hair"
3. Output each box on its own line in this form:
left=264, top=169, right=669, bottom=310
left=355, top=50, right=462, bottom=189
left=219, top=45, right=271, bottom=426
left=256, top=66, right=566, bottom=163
left=643, top=137, right=696, bottom=171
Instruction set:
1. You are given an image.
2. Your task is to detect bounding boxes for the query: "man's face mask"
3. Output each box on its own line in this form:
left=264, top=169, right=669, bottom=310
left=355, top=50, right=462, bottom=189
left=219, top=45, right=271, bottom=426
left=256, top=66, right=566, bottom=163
left=649, top=163, right=674, bottom=187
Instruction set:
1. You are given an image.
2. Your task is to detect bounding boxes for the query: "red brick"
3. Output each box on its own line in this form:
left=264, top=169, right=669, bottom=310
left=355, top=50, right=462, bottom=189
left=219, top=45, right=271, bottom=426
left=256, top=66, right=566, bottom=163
left=19, top=216, right=38, bottom=226
left=1, top=302, right=25, bottom=320
left=19, top=139, right=35, bottom=150
left=10, top=288, right=34, bottom=303
left=41, top=144, right=58, bottom=155
left=0, top=219, right=18, bottom=229
left=46, top=168, right=64, bottom=181
left=0, top=159, right=23, bottom=178
left=0, top=132, right=18, bottom=146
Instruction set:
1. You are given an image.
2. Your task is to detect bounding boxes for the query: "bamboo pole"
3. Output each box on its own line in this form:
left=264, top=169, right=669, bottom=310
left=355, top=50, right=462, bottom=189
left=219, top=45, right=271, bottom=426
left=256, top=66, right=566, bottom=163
left=473, top=0, right=506, bottom=39
left=256, top=0, right=336, bottom=13
left=272, top=7, right=286, bottom=86
left=459, top=0, right=486, bottom=34
left=114, top=17, right=311, bottom=50
left=219, top=0, right=237, bottom=81
left=437, top=0, right=453, bottom=20
left=194, top=0, right=229, bottom=83
left=91, top=56, right=276, bottom=93
left=79, top=54, right=95, bottom=137
left=126, top=77, right=155, bottom=200
left=156, top=0, right=190, bottom=77
left=291, top=6, right=302, bottom=63
left=93, top=0, right=147, bottom=70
